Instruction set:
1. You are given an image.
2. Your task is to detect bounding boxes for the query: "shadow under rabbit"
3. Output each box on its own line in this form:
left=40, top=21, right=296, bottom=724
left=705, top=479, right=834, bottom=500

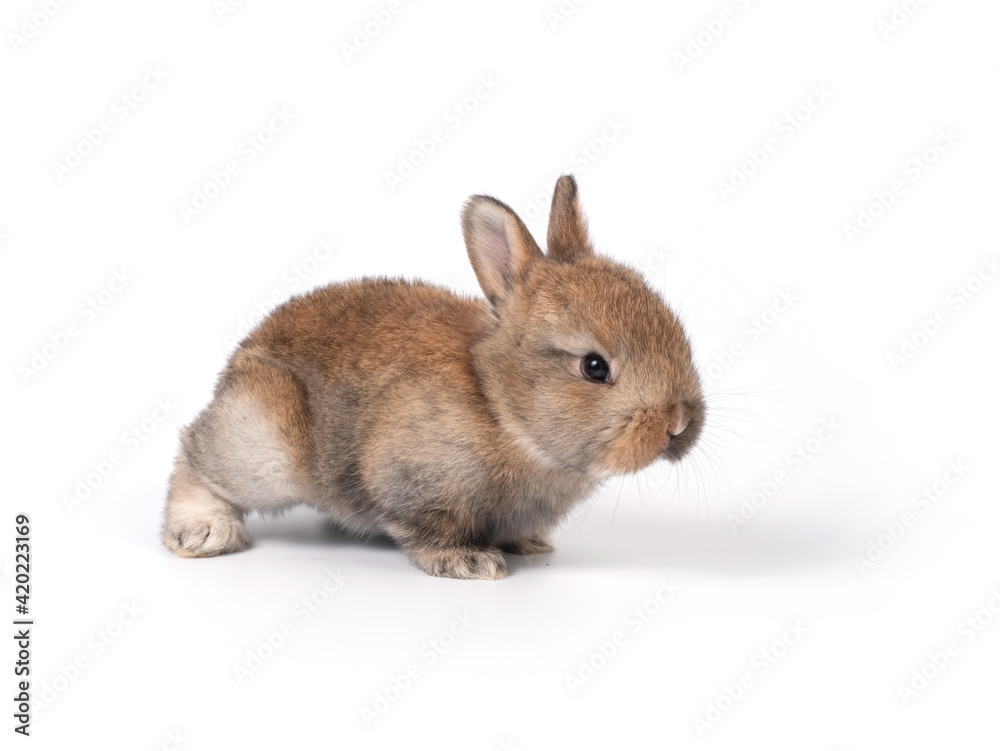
left=242, top=504, right=853, bottom=577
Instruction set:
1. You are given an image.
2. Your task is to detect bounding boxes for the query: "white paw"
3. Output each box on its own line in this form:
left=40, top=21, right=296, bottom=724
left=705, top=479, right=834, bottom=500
left=163, top=515, right=251, bottom=558
left=410, top=547, right=508, bottom=580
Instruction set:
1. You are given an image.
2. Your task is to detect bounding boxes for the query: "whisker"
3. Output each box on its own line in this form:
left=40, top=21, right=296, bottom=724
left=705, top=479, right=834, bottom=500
left=701, top=424, right=764, bottom=444
left=698, top=442, right=732, bottom=496
left=705, top=411, right=777, bottom=430
left=608, top=457, right=628, bottom=553
left=703, top=388, right=778, bottom=400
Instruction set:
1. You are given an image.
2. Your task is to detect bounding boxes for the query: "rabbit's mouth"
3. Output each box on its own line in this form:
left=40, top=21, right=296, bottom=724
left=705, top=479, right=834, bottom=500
left=596, top=399, right=704, bottom=475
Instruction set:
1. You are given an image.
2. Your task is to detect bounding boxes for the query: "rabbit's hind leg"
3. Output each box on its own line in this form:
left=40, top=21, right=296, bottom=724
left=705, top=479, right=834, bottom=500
left=162, top=452, right=252, bottom=558
left=162, top=351, right=313, bottom=558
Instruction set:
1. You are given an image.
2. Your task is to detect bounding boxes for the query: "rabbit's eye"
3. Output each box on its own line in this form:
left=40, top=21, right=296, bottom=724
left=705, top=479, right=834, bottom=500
left=582, top=354, right=610, bottom=383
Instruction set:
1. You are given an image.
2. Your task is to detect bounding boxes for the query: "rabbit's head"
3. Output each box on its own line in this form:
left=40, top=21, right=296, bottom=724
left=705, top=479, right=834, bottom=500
left=463, top=175, right=704, bottom=478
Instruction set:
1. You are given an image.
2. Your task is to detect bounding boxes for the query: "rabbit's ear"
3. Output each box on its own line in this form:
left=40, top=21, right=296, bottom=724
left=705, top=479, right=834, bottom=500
left=462, top=195, right=543, bottom=307
left=547, top=174, right=594, bottom=262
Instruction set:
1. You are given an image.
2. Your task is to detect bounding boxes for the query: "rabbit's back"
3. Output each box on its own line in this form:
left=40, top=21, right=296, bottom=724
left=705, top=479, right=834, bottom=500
left=246, top=277, right=489, bottom=378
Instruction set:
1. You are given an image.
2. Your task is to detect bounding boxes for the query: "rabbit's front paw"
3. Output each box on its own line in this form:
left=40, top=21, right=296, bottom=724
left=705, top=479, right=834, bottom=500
left=407, top=546, right=508, bottom=580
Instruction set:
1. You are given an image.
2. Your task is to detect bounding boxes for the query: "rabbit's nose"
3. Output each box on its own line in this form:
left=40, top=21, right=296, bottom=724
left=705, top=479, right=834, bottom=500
left=666, top=410, right=689, bottom=439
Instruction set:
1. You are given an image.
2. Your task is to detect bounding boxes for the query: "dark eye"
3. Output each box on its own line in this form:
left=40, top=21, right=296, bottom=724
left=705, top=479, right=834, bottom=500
left=582, top=353, right=610, bottom=383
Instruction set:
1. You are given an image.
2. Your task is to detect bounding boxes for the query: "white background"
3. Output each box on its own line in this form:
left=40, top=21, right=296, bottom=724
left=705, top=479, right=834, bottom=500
left=3, top=0, right=1000, bottom=748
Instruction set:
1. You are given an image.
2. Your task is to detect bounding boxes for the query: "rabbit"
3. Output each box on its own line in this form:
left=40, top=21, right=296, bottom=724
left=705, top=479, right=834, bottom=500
left=161, top=175, right=705, bottom=579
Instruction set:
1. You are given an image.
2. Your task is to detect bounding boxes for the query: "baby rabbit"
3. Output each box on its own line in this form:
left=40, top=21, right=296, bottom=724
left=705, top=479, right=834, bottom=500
left=162, top=175, right=704, bottom=579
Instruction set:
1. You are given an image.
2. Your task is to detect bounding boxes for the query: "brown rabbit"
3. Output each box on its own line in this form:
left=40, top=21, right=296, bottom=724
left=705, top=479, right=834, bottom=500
left=162, top=175, right=704, bottom=579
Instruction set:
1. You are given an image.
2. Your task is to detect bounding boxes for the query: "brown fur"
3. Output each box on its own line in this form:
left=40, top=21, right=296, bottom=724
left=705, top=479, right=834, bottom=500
left=162, top=175, right=705, bottom=579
